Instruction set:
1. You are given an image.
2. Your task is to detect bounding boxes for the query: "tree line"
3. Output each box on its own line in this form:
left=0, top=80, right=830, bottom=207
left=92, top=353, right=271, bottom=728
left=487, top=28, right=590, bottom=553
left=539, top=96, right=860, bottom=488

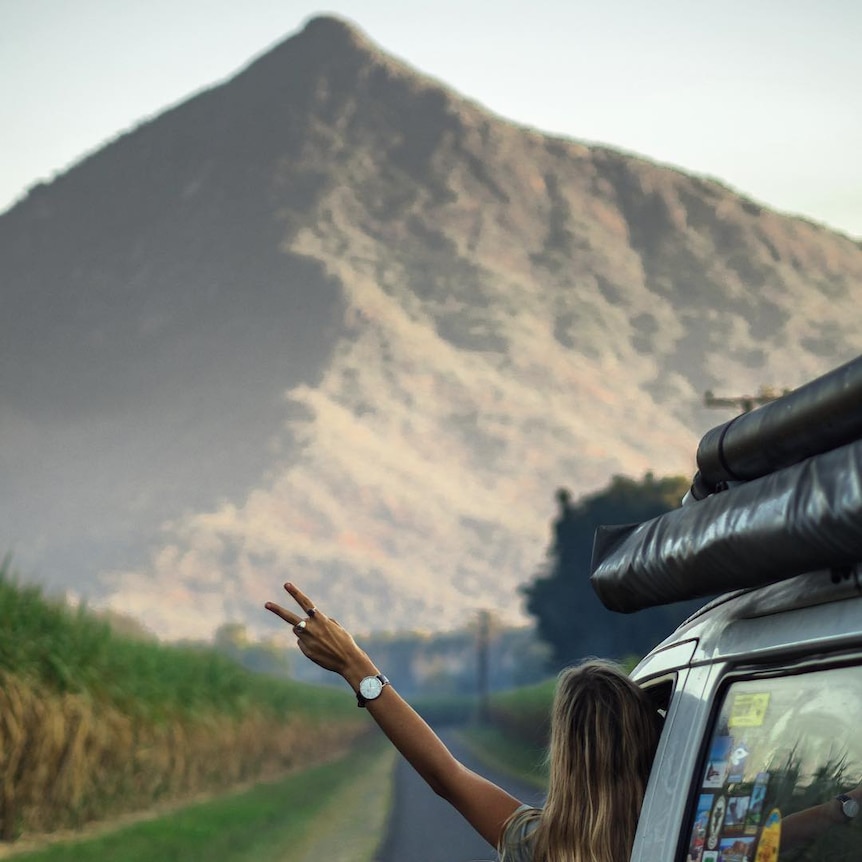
left=522, top=473, right=705, bottom=669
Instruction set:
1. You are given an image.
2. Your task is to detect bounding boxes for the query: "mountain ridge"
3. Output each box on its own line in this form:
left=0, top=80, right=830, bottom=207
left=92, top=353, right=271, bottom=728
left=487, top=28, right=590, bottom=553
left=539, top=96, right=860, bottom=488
left=2, top=16, right=860, bottom=640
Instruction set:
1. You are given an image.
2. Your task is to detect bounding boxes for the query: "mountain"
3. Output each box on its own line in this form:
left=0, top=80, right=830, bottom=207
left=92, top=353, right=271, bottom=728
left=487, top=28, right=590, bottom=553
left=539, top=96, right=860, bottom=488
left=2, top=16, right=861, bottom=641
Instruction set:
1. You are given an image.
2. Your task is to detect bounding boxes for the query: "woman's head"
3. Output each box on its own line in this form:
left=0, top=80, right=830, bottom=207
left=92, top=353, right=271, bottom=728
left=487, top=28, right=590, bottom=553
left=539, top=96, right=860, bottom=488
left=549, top=659, right=660, bottom=803
left=514, top=659, right=661, bottom=862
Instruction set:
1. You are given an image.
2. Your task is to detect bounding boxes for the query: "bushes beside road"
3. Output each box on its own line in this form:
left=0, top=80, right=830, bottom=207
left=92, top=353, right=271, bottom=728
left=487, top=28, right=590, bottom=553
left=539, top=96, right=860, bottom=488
left=487, top=678, right=555, bottom=749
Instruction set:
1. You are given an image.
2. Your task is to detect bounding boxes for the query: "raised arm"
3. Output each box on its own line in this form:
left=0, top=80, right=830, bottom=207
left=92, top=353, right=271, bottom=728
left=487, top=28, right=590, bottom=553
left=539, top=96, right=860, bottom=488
left=265, top=582, right=522, bottom=848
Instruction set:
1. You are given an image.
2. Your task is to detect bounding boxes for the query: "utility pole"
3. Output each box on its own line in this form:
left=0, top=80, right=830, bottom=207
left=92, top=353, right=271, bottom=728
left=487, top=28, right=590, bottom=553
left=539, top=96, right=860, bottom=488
left=703, top=385, right=791, bottom=414
left=475, top=610, right=491, bottom=725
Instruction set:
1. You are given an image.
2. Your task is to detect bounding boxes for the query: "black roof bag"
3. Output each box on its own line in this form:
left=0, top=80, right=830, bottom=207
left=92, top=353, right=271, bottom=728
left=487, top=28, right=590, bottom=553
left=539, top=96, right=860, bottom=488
left=591, top=435, right=862, bottom=614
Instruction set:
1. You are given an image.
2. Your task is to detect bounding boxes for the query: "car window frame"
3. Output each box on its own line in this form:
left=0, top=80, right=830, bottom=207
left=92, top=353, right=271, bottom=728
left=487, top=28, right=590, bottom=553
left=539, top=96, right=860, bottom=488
left=632, top=662, right=717, bottom=861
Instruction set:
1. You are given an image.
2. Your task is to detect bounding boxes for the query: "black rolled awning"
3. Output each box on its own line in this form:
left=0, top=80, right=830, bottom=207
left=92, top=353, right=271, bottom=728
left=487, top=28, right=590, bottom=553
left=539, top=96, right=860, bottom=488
left=590, top=438, right=862, bottom=613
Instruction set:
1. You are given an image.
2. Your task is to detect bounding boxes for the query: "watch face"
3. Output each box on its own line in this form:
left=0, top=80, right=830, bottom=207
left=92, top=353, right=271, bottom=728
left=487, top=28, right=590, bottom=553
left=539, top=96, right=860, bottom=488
left=359, top=675, right=384, bottom=700
left=843, top=797, right=860, bottom=818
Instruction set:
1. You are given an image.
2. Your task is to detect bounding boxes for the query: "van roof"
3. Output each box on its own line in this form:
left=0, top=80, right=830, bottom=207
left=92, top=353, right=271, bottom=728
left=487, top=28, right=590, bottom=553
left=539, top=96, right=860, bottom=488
left=632, top=567, right=862, bottom=678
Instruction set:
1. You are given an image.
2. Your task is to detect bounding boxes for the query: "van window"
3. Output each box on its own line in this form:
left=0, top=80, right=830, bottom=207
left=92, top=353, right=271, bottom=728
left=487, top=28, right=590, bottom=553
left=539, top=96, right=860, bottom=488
left=682, top=664, right=862, bottom=862
left=642, top=676, right=675, bottom=719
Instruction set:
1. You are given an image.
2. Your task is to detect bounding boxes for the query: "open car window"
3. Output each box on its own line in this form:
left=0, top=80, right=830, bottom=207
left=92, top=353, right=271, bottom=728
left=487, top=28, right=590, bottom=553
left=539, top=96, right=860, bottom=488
left=682, top=663, right=862, bottom=862
left=642, top=676, right=675, bottom=719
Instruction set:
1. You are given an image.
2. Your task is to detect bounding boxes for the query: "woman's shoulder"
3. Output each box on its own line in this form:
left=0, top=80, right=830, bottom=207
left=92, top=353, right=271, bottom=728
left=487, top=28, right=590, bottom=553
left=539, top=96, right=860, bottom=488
left=507, top=803, right=542, bottom=828
left=499, top=804, right=542, bottom=860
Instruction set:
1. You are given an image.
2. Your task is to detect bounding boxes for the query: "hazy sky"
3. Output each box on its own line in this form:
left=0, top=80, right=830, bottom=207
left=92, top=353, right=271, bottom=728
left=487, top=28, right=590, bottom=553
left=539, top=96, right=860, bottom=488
left=2, top=0, right=860, bottom=237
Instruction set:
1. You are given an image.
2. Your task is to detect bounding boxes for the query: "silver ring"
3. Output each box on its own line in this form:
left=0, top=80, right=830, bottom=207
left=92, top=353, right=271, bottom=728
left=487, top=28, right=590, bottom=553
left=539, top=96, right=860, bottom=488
left=294, top=620, right=307, bottom=633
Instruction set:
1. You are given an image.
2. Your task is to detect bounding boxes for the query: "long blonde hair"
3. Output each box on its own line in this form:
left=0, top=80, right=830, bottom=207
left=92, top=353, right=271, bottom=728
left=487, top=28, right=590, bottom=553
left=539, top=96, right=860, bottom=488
left=500, top=659, right=660, bottom=862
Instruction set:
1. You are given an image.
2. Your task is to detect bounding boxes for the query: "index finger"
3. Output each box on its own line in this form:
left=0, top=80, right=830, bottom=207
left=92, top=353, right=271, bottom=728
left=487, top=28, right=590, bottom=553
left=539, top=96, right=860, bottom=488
left=264, top=601, right=301, bottom=627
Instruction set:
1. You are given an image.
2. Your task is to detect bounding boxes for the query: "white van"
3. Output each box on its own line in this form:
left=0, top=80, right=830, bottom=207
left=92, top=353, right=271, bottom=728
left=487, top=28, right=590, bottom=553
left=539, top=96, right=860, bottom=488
left=590, top=354, right=862, bottom=862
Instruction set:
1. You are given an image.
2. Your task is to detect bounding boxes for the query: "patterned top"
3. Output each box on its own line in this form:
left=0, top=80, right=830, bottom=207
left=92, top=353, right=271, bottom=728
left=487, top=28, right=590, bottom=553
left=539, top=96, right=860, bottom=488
left=498, top=804, right=541, bottom=861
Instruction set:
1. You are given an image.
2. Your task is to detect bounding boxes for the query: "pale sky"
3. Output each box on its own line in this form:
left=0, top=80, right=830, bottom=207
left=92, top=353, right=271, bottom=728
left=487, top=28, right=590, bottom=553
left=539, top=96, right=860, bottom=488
left=2, top=0, right=860, bottom=237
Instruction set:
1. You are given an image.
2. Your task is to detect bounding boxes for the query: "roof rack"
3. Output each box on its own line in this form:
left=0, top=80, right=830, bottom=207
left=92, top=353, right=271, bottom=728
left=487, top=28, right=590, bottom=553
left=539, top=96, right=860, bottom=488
left=590, top=354, right=862, bottom=613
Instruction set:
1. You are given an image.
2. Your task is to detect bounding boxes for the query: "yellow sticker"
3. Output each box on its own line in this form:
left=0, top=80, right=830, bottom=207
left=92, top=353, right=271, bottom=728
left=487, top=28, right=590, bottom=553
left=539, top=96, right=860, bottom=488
left=729, top=693, right=770, bottom=728
left=754, top=808, right=781, bottom=862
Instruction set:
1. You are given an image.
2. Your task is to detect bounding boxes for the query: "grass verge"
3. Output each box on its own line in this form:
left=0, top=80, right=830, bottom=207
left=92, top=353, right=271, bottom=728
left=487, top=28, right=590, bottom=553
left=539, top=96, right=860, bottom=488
left=458, top=724, right=548, bottom=790
left=4, top=738, right=396, bottom=862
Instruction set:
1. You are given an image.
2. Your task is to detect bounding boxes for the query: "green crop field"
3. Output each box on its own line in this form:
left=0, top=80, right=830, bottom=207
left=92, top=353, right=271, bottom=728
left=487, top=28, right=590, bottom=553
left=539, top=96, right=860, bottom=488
left=0, top=560, right=366, bottom=841
left=0, top=559, right=351, bottom=722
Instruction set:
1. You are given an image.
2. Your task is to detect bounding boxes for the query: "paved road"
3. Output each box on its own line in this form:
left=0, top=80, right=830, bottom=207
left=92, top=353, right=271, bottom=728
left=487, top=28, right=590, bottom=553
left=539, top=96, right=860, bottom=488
left=374, top=729, right=545, bottom=862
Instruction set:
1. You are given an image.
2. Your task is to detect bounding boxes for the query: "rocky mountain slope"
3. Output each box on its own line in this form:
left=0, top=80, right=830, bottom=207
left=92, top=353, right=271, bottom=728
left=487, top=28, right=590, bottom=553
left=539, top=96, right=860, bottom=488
left=2, top=16, right=860, bottom=640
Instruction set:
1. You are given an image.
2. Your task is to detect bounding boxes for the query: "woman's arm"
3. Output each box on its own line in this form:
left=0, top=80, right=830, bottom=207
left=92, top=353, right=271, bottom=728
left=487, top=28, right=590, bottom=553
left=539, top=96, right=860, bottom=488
left=780, top=785, right=862, bottom=849
left=265, top=582, right=522, bottom=848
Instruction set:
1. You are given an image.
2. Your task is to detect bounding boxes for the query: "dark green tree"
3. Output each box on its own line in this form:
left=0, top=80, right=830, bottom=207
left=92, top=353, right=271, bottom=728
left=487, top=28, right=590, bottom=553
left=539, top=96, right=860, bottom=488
left=522, top=473, right=702, bottom=669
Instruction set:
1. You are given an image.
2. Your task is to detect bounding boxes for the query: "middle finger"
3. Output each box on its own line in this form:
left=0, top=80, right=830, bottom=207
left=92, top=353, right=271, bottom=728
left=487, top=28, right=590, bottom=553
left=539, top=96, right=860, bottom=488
left=284, top=582, right=321, bottom=618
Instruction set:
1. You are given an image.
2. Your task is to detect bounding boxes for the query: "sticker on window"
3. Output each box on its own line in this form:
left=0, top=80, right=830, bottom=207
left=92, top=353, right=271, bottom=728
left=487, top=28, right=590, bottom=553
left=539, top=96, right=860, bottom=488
left=703, top=736, right=732, bottom=788
left=728, top=693, right=770, bottom=728
left=727, top=741, right=750, bottom=783
left=744, top=773, right=769, bottom=834
left=718, top=835, right=755, bottom=861
left=724, top=792, right=751, bottom=834
left=686, top=793, right=716, bottom=861
left=706, top=794, right=727, bottom=851
left=753, top=808, right=781, bottom=862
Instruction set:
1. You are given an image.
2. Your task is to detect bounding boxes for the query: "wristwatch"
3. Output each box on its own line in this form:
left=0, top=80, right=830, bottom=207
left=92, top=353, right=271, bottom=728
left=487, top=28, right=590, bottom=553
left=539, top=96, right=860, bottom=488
left=357, top=674, right=390, bottom=707
left=836, top=793, right=859, bottom=820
